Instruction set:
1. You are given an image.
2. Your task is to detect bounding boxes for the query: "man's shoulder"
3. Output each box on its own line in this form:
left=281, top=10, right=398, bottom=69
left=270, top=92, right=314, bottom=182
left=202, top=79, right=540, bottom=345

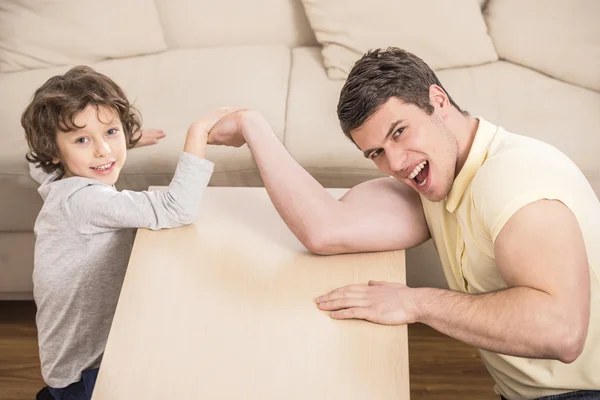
left=487, top=127, right=565, bottom=160
left=470, top=127, right=591, bottom=223
left=478, top=127, right=579, bottom=184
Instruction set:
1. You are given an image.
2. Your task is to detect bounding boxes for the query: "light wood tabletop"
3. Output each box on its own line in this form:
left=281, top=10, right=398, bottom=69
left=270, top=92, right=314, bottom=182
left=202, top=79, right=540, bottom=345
left=92, top=187, right=409, bottom=400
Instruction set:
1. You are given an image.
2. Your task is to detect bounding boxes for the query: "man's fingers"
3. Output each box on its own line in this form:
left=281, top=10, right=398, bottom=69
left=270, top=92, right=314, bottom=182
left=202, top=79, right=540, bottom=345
left=330, top=307, right=371, bottom=320
left=316, top=285, right=367, bottom=303
left=317, top=291, right=363, bottom=303
left=317, top=298, right=370, bottom=311
left=368, top=280, right=388, bottom=286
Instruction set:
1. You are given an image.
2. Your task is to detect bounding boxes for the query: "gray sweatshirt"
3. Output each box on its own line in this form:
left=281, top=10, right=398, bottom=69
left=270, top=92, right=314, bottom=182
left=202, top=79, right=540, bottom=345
left=32, top=152, right=213, bottom=388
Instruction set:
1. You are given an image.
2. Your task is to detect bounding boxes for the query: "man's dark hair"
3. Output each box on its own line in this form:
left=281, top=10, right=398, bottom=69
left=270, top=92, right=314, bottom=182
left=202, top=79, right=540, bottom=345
left=337, top=47, right=467, bottom=142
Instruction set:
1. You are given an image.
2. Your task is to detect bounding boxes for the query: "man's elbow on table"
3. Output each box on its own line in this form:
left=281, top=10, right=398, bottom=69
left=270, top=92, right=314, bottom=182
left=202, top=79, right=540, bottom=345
left=553, top=318, right=588, bottom=364
left=302, top=230, right=340, bottom=256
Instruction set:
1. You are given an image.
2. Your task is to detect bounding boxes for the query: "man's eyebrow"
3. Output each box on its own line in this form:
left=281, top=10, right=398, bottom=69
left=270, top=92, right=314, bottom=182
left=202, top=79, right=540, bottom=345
left=362, top=119, right=404, bottom=158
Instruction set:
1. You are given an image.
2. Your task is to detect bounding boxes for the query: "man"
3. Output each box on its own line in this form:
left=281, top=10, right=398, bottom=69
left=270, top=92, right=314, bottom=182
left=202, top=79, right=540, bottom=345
left=207, top=48, right=600, bottom=399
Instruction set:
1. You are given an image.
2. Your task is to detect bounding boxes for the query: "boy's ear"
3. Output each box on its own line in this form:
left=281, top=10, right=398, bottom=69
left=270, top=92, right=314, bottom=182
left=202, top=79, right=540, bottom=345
left=52, top=157, right=61, bottom=164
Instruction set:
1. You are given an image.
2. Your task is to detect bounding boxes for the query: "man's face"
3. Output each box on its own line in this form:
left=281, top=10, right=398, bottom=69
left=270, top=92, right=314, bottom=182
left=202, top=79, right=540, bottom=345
left=351, top=97, right=458, bottom=202
left=53, top=105, right=127, bottom=186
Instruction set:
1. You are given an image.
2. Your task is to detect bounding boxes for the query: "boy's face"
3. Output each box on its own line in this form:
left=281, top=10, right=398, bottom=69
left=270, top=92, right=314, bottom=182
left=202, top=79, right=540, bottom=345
left=350, top=97, right=458, bottom=202
left=53, top=105, right=127, bottom=186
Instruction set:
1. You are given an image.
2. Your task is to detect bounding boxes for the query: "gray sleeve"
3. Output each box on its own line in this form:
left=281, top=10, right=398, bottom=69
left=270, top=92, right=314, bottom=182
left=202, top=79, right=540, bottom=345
left=67, top=152, right=214, bottom=234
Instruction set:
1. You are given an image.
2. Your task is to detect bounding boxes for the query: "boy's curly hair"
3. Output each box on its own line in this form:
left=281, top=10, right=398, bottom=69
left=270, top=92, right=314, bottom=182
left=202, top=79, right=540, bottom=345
left=21, top=65, right=141, bottom=176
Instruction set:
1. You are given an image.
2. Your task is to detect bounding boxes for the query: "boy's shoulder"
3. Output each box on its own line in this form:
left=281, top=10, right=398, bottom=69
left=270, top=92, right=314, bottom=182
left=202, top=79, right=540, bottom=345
left=38, top=175, right=116, bottom=203
left=34, top=176, right=118, bottom=234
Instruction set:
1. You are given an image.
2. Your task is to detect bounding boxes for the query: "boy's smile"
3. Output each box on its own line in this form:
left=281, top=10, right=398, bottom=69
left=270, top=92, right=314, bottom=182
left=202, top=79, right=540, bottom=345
left=53, top=105, right=126, bottom=186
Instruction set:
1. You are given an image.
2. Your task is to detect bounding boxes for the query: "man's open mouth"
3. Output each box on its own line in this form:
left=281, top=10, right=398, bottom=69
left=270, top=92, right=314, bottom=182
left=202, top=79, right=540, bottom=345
left=408, top=160, right=429, bottom=187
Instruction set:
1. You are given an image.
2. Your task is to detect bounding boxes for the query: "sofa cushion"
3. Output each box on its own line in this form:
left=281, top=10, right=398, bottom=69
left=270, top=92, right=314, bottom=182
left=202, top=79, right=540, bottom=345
left=0, top=45, right=291, bottom=231
left=155, top=0, right=317, bottom=49
left=0, top=0, right=167, bottom=73
left=285, top=48, right=386, bottom=188
left=485, top=0, right=600, bottom=93
left=286, top=47, right=600, bottom=196
left=438, top=61, right=600, bottom=195
left=0, top=232, right=35, bottom=297
left=299, top=0, right=498, bottom=79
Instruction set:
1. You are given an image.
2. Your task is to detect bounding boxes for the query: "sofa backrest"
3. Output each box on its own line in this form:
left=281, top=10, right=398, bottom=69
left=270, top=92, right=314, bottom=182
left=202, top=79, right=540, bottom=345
left=0, top=0, right=168, bottom=73
left=4, top=0, right=596, bottom=96
left=485, top=0, right=600, bottom=93
left=155, top=0, right=318, bottom=49
left=153, top=0, right=487, bottom=49
left=0, top=0, right=317, bottom=74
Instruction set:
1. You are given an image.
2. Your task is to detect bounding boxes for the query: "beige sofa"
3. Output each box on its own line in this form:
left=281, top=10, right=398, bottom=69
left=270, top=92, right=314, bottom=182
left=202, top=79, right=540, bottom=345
left=1, top=0, right=598, bottom=299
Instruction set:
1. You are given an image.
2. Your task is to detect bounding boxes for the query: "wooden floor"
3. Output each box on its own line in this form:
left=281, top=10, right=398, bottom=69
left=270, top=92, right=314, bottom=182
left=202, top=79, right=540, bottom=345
left=0, top=301, right=497, bottom=400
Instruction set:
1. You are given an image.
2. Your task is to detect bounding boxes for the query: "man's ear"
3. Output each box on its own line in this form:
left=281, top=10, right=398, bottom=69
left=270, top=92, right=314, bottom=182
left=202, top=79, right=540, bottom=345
left=429, top=85, right=450, bottom=113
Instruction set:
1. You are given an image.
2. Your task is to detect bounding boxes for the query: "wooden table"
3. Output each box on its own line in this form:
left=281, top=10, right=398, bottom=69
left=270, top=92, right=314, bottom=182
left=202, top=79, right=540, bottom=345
left=92, top=187, right=409, bottom=399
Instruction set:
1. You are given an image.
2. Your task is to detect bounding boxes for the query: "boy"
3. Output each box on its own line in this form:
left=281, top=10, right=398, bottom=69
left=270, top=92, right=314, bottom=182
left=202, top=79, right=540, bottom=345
left=22, top=65, right=229, bottom=399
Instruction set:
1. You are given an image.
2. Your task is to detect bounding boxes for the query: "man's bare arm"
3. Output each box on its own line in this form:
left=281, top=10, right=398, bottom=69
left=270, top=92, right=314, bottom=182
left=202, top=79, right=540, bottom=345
left=318, top=200, right=590, bottom=362
left=326, top=177, right=430, bottom=254
left=211, top=111, right=430, bottom=254
left=416, top=200, right=590, bottom=362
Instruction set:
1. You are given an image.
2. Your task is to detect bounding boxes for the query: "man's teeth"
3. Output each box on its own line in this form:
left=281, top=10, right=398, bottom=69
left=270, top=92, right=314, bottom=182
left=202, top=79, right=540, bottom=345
left=92, top=162, right=113, bottom=171
left=418, top=177, right=428, bottom=187
left=408, top=161, right=427, bottom=180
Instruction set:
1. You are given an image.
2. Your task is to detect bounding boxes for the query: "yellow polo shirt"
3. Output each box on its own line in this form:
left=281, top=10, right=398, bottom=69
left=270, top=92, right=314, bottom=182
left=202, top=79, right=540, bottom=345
left=420, top=118, right=600, bottom=399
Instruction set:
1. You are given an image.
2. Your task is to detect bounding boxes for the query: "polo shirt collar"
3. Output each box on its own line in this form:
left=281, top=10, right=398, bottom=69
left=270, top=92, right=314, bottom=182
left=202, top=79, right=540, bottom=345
left=445, top=117, right=498, bottom=213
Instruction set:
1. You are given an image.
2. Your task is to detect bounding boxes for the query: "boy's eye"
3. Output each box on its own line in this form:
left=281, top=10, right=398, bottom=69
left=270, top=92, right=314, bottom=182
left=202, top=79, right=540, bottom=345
left=75, top=137, right=88, bottom=144
left=107, top=128, right=118, bottom=135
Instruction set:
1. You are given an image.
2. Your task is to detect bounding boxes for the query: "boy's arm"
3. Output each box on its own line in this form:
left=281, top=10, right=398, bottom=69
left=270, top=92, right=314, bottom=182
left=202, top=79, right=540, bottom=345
left=69, top=152, right=213, bottom=234
left=69, top=109, right=234, bottom=233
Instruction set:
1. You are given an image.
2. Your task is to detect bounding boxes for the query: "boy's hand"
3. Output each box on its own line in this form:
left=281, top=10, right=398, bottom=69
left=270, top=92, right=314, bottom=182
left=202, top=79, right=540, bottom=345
left=188, top=107, right=237, bottom=139
left=133, top=128, right=166, bottom=147
left=208, top=109, right=265, bottom=147
left=183, top=108, right=238, bottom=158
